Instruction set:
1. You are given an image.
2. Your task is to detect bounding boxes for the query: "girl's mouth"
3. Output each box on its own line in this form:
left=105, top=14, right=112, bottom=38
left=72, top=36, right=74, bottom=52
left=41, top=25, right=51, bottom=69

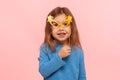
left=57, top=32, right=66, bottom=38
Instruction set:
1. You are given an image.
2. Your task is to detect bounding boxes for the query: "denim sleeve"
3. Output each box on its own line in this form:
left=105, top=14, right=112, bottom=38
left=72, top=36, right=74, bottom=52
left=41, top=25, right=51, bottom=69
left=38, top=44, right=66, bottom=78
left=78, top=48, right=87, bottom=80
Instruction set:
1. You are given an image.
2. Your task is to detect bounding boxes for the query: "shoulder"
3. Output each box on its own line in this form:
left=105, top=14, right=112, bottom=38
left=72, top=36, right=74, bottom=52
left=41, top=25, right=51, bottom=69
left=72, top=46, right=83, bottom=53
left=40, top=43, right=50, bottom=50
left=72, top=46, right=84, bottom=58
left=40, top=43, right=52, bottom=53
left=40, top=43, right=48, bottom=52
left=40, top=43, right=47, bottom=48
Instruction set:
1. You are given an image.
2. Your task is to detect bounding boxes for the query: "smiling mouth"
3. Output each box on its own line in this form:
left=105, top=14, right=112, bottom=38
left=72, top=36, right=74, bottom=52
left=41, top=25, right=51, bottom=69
left=57, top=32, right=66, bottom=37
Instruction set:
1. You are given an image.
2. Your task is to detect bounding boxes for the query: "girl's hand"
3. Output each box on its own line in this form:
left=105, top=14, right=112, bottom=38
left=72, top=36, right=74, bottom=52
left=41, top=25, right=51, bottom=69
left=58, top=45, right=71, bottom=58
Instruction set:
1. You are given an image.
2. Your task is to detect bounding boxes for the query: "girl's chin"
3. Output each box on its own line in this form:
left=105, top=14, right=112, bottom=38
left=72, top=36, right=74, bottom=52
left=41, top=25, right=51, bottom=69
left=56, top=37, right=69, bottom=42
left=57, top=39, right=66, bottom=42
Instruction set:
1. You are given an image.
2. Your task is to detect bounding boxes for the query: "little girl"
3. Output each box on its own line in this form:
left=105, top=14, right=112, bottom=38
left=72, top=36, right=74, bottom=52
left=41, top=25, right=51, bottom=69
left=38, top=7, right=86, bottom=80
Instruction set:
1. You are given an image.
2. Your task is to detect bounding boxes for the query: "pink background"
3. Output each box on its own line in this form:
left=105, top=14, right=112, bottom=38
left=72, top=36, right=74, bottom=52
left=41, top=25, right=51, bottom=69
left=0, top=0, right=120, bottom=80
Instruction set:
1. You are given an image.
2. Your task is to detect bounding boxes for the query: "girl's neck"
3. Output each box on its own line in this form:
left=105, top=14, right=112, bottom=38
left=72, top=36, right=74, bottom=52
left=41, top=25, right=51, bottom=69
left=54, top=39, right=69, bottom=46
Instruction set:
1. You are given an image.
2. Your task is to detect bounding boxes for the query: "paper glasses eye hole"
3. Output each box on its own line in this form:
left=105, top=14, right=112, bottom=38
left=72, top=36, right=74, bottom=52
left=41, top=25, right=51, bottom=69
left=51, top=21, right=58, bottom=27
left=63, top=21, right=69, bottom=26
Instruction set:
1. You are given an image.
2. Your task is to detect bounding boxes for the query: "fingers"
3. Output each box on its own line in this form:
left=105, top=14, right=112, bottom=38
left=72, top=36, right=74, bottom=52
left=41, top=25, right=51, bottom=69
left=64, top=45, right=71, bottom=53
left=64, top=45, right=71, bottom=49
left=62, top=45, right=71, bottom=57
left=65, top=48, right=71, bottom=55
left=64, top=50, right=70, bottom=54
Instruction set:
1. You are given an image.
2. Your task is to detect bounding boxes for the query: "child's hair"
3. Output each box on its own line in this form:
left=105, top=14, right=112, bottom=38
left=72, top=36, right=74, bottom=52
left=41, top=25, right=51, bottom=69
left=44, top=7, right=82, bottom=52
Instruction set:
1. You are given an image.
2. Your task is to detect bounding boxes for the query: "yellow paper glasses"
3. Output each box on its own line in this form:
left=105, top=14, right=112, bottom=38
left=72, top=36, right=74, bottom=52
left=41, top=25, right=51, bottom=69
left=47, top=15, right=72, bottom=28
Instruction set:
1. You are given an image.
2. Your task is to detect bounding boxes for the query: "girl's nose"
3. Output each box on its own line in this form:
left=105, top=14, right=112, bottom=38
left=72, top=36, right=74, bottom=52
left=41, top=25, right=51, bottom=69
left=59, top=26, right=64, bottom=30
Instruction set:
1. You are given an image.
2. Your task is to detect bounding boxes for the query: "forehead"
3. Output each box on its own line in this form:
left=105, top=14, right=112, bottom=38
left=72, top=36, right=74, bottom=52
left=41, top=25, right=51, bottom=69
left=54, top=14, right=67, bottom=22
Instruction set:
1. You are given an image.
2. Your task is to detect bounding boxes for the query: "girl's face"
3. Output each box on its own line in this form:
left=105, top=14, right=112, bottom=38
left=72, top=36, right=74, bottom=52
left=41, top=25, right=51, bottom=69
left=51, top=14, right=71, bottom=44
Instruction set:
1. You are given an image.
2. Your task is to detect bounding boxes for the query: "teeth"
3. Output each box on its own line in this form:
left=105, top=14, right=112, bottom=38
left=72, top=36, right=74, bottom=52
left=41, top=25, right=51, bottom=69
left=58, top=33, right=66, bottom=35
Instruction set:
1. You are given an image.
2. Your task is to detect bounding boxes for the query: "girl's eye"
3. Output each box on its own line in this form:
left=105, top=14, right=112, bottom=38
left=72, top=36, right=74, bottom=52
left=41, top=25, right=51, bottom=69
left=51, top=22, right=58, bottom=27
left=63, top=22, right=68, bottom=26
